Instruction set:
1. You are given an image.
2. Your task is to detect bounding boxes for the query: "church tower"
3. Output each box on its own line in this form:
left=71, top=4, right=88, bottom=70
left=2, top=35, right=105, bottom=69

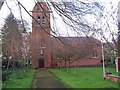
left=31, top=2, right=51, bottom=68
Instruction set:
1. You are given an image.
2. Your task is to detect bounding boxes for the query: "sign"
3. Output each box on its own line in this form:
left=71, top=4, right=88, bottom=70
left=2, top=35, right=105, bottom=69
left=115, top=57, right=120, bottom=72
left=118, top=57, right=120, bottom=72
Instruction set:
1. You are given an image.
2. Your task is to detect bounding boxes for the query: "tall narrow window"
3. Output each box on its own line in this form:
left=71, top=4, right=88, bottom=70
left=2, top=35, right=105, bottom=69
left=42, top=16, right=45, bottom=25
left=38, top=16, right=40, bottom=26
left=92, top=50, right=98, bottom=58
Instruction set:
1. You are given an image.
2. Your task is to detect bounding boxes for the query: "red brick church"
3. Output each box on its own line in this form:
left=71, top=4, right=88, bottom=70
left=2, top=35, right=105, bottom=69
left=31, top=2, right=102, bottom=68
left=31, top=2, right=51, bottom=68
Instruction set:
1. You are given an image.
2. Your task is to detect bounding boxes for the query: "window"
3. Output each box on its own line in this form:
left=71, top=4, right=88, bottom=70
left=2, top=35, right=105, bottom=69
left=92, top=50, right=98, bottom=58
left=42, top=16, right=45, bottom=25
left=38, top=16, right=40, bottom=26
left=38, top=16, right=40, bottom=20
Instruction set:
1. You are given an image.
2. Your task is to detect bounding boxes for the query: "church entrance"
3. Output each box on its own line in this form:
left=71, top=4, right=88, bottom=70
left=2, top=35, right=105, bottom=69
left=38, top=58, right=44, bottom=68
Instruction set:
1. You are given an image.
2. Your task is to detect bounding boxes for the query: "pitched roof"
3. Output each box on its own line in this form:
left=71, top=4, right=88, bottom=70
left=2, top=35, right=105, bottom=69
left=103, top=43, right=115, bottom=49
left=32, top=2, right=51, bottom=12
left=51, top=36, right=101, bottom=45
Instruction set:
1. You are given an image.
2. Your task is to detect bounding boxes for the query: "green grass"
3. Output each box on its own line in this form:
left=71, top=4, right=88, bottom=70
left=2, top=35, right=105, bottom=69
left=3, top=68, right=35, bottom=88
left=49, top=67, right=120, bottom=88
left=106, top=64, right=120, bottom=76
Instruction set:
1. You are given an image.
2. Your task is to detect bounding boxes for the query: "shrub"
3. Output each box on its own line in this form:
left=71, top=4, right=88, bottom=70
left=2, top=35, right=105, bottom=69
left=2, top=71, right=11, bottom=82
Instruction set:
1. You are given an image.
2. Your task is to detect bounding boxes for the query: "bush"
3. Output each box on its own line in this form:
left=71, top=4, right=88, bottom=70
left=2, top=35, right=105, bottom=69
left=3, top=68, right=35, bottom=88
left=2, top=71, right=11, bottom=82
left=2, top=60, right=23, bottom=69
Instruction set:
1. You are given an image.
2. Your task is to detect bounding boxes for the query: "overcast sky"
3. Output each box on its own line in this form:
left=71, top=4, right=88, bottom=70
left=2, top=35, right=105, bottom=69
left=0, top=0, right=119, bottom=41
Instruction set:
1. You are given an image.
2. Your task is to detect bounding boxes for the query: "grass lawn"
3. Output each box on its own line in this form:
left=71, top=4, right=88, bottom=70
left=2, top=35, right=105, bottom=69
left=2, top=68, right=35, bottom=88
left=106, top=64, right=120, bottom=76
left=49, top=67, right=120, bottom=88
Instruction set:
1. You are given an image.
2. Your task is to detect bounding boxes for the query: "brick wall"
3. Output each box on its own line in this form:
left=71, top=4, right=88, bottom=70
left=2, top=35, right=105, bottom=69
left=105, top=74, right=120, bottom=82
left=51, top=58, right=102, bottom=67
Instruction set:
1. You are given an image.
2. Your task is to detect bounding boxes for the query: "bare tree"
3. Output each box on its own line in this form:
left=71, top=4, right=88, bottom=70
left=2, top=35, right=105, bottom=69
left=2, top=13, right=23, bottom=68
left=2, top=0, right=118, bottom=69
left=1, top=13, right=30, bottom=68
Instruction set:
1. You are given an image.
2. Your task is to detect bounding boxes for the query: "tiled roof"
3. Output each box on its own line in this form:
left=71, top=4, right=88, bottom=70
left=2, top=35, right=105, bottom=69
left=51, top=36, right=101, bottom=45
left=103, top=43, right=115, bottom=49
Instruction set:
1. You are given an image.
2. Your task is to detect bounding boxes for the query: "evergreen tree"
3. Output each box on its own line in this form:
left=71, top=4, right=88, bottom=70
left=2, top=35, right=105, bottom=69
left=2, top=13, right=22, bottom=67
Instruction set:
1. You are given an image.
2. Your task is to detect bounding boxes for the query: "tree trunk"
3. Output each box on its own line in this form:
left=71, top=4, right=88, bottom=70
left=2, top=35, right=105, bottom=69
left=67, top=60, right=70, bottom=73
left=74, top=60, right=78, bottom=75
left=59, top=61, right=62, bottom=69
left=64, top=61, right=67, bottom=71
left=12, top=61, right=15, bottom=68
left=6, top=60, right=10, bottom=70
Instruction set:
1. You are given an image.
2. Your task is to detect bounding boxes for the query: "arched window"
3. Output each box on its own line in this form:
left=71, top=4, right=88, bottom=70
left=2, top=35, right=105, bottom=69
left=38, top=16, right=40, bottom=26
left=42, top=16, right=45, bottom=25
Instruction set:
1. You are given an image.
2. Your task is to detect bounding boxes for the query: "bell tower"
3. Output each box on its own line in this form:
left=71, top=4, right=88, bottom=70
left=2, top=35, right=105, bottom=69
left=31, top=2, right=51, bottom=68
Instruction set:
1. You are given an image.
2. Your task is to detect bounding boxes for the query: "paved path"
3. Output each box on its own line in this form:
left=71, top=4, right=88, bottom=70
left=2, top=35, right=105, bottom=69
left=32, top=69, right=66, bottom=88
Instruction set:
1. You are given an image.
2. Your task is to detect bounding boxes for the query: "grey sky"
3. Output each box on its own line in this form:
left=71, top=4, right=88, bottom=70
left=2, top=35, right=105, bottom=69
left=0, top=0, right=119, bottom=41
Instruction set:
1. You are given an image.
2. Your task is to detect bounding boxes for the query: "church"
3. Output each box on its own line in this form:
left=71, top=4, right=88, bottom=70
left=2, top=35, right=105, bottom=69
left=30, top=2, right=102, bottom=68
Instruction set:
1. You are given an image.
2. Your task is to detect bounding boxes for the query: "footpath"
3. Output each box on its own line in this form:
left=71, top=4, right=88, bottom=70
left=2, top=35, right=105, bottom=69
left=32, top=69, right=66, bottom=88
